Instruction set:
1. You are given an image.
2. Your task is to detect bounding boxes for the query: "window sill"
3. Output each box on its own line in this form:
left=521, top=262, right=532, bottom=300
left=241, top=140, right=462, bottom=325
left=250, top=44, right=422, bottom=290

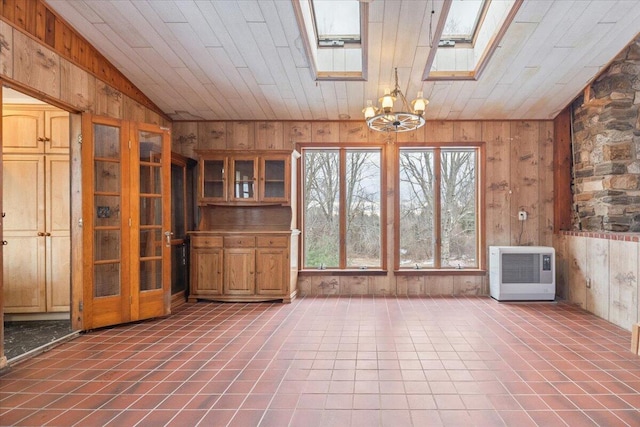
left=394, top=269, right=486, bottom=276
left=298, top=269, right=487, bottom=276
left=299, top=269, right=387, bottom=276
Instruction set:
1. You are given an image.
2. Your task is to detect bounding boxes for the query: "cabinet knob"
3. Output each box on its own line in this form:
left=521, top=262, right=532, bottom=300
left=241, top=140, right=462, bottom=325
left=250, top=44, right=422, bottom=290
left=38, top=232, right=46, bottom=236
left=2, top=240, right=7, bottom=245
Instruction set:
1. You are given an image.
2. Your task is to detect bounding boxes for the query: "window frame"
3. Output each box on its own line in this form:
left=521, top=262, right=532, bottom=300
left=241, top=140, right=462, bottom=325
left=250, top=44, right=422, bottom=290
left=440, top=0, right=490, bottom=45
left=394, top=141, right=485, bottom=273
left=296, top=141, right=485, bottom=276
left=311, top=0, right=362, bottom=47
left=424, top=0, right=522, bottom=81
left=298, top=143, right=387, bottom=272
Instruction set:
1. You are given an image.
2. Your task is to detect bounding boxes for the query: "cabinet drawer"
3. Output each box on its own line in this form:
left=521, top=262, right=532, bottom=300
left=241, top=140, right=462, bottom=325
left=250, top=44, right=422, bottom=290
left=256, top=235, right=288, bottom=248
left=191, top=236, right=223, bottom=248
left=224, top=236, right=255, bottom=248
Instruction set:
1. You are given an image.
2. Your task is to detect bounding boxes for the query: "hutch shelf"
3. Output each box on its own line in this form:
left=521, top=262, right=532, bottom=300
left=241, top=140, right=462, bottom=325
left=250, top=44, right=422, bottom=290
left=188, top=150, right=299, bottom=303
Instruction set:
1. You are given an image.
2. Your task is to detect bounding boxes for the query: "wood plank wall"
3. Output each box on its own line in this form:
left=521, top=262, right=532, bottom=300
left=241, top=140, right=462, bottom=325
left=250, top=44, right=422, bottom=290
left=554, top=107, right=573, bottom=232
left=555, top=233, right=639, bottom=331
left=0, top=0, right=165, bottom=118
left=0, top=18, right=168, bottom=125
left=173, top=119, right=555, bottom=297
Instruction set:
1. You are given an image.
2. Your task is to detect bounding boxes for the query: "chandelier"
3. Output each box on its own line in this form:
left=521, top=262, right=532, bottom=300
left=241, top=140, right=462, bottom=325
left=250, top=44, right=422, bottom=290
left=363, top=68, right=429, bottom=133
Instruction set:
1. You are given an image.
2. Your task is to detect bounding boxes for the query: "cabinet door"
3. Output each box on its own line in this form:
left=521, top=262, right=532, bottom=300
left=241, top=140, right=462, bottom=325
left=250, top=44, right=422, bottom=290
left=2, top=155, right=46, bottom=312
left=260, top=156, right=290, bottom=203
left=201, top=156, right=227, bottom=202
left=192, top=247, right=224, bottom=296
left=256, top=248, right=287, bottom=295
left=45, top=110, right=70, bottom=153
left=230, top=157, right=257, bottom=202
left=2, top=108, right=45, bottom=153
left=46, top=155, right=71, bottom=312
left=224, top=249, right=255, bottom=295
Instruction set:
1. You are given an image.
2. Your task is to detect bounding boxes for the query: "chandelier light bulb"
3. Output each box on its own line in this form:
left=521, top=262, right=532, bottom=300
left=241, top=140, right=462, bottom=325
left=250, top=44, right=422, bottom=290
left=411, top=91, right=429, bottom=116
left=380, top=88, right=395, bottom=113
left=362, top=100, right=377, bottom=120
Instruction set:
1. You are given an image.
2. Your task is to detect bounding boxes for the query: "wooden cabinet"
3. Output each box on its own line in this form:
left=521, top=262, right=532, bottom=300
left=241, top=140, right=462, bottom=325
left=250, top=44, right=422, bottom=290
left=198, top=150, right=290, bottom=205
left=256, top=235, right=289, bottom=296
left=2, top=105, right=70, bottom=314
left=2, top=105, right=69, bottom=154
left=2, top=155, right=70, bottom=313
left=189, top=232, right=297, bottom=303
left=190, top=236, right=224, bottom=297
left=191, top=149, right=299, bottom=303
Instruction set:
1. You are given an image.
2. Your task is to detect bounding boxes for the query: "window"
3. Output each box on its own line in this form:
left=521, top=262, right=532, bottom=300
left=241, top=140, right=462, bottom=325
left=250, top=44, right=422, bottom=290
left=312, top=0, right=361, bottom=46
left=292, top=0, right=367, bottom=79
left=441, top=0, right=487, bottom=44
left=425, top=0, right=521, bottom=80
left=398, top=147, right=479, bottom=269
left=300, top=144, right=481, bottom=273
left=302, top=147, right=382, bottom=270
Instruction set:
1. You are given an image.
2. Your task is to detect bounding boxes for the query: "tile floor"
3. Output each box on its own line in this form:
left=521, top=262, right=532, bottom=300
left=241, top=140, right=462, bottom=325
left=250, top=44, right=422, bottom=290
left=1, top=296, right=639, bottom=427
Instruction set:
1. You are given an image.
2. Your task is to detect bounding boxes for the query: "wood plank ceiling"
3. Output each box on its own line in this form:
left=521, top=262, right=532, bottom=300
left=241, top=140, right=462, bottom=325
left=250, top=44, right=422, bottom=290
left=46, top=0, right=640, bottom=122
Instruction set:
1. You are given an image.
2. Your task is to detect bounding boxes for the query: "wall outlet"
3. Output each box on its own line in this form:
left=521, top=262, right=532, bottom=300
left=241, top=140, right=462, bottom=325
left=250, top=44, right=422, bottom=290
left=518, top=211, right=527, bottom=221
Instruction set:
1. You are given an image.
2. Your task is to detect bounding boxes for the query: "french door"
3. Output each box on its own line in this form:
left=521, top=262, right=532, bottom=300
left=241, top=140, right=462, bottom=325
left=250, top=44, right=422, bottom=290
left=81, top=114, right=170, bottom=329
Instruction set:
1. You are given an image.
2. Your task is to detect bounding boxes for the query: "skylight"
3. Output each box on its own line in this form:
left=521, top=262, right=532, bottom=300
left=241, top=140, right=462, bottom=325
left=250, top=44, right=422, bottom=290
left=312, top=0, right=361, bottom=46
left=292, top=0, right=367, bottom=80
left=441, top=0, right=486, bottom=43
left=425, top=0, right=521, bottom=81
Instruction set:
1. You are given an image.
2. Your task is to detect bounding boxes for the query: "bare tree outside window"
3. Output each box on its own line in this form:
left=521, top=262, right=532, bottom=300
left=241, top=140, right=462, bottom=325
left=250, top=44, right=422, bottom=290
left=399, top=150, right=435, bottom=268
left=302, top=148, right=382, bottom=269
left=303, top=146, right=477, bottom=271
left=399, top=148, right=477, bottom=269
left=441, top=149, right=477, bottom=268
left=303, top=150, right=340, bottom=268
left=346, top=151, right=381, bottom=267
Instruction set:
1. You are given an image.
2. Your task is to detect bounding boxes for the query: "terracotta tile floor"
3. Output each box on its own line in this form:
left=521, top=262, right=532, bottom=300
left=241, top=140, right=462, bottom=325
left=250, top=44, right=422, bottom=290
left=1, top=296, right=639, bottom=426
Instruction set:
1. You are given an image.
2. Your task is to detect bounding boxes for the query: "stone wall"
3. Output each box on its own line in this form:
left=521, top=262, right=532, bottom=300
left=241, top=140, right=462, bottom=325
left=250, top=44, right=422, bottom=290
left=572, top=36, right=640, bottom=231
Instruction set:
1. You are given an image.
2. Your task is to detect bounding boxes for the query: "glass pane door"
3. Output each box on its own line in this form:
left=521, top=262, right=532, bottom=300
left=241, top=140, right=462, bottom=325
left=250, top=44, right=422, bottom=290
left=83, top=114, right=130, bottom=330
left=93, top=124, right=122, bottom=298
left=133, top=124, right=170, bottom=321
left=262, top=158, right=287, bottom=201
left=232, top=158, right=256, bottom=201
left=82, top=114, right=170, bottom=330
left=202, top=158, right=226, bottom=200
left=139, top=132, right=163, bottom=292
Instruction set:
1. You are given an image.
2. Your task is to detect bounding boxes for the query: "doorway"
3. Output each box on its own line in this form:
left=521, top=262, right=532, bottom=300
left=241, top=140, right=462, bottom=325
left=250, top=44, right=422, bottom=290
left=2, top=87, right=74, bottom=361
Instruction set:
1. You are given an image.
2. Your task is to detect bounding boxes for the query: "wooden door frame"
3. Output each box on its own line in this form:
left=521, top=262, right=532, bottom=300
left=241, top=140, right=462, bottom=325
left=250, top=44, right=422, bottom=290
left=170, top=152, right=196, bottom=308
left=0, top=86, right=78, bottom=367
left=0, top=84, right=5, bottom=369
left=69, top=113, right=83, bottom=331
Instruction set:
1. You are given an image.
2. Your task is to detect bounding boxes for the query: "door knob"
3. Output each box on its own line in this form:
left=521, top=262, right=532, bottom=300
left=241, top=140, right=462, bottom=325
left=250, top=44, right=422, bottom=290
left=164, top=231, right=173, bottom=246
